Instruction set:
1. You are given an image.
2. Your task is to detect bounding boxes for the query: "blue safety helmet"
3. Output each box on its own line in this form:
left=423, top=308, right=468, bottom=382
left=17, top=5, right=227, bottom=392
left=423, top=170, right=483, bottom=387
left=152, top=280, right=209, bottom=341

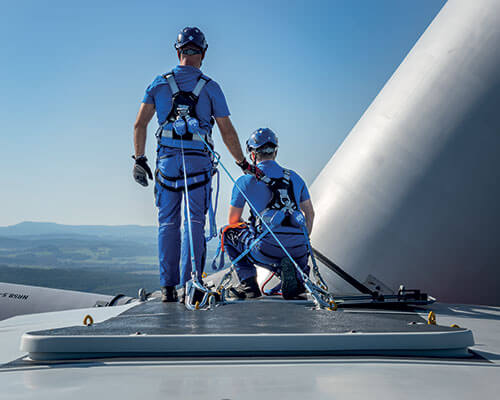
left=174, top=27, right=208, bottom=51
left=246, top=128, right=279, bottom=153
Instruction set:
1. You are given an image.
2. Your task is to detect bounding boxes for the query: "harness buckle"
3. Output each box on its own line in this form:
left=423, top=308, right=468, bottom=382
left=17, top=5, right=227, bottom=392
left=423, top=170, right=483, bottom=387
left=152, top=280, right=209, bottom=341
left=176, top=104, right=190, bottom=117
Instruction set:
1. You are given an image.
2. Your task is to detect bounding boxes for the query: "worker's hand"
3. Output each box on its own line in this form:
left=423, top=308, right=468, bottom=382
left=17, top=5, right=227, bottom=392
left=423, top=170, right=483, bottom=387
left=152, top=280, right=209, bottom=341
left=132, top=155, right=153, bottom=187
left=236, top=158, right=264, bottom=180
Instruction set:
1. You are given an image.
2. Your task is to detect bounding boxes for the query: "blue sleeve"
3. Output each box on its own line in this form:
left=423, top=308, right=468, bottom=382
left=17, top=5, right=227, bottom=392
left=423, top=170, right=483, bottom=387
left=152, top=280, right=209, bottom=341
left=292, top=171, right=310, bottom=202
left=230, top=177, right=247, bottom=208
left=300, top=184, right=311, bottom=202
left=142, top=82, right=155, bottom=104
left=208, top=81, right=230, bottom=117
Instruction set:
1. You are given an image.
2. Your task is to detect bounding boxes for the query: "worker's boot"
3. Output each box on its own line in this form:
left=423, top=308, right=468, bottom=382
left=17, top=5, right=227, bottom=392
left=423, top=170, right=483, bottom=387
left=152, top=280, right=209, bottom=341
left=161, top=286, right=178, bottom=302
left=226, top=276, right=261, bottom=300
left=178, top=287, right=186, bottom=304
left=280, top=258, right=305, bottom=300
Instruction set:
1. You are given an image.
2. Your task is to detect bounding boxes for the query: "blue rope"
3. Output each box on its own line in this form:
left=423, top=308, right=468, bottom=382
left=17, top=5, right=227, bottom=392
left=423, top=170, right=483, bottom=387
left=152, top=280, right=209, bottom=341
left=213, top=169, right=220, bottom=223
left=205, top=165, right=218, bottom=242
left=301, top=225, right=328, bottom=289
left=210, top=237, right=223, bottom=271
left=180, top=136, right=198, bottom=281
left=301, top=225, right=319, bottom=273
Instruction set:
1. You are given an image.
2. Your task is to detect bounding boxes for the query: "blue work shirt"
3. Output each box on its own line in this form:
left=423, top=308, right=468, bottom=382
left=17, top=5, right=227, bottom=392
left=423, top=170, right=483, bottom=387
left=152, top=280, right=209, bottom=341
left=231, top=160, right=310, bottom=213
left=142, top=65, right=230, bottom=134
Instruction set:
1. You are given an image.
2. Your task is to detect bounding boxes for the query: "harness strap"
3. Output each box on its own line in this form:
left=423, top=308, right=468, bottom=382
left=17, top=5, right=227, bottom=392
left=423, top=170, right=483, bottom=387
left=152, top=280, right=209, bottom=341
left=155, top=169, right=210, bottom=192
left=192, top=76, right=210, bottom=97
left=163, top=72, right=209, bottom=99
left=260, top=169, right=290, bottom=184
left=260, top=175, right=272, bottom=185
left=159, top=129, right=207, bottom=142
left=164, top=72, right=179, bottom=95
left=156, top=177, right=210, bottom=192
left=157, top=168, right=208, bottom=181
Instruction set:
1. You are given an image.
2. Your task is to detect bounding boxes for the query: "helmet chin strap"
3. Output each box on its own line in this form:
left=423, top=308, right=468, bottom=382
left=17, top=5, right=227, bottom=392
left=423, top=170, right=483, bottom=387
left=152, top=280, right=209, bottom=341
left=250, top=151, right=257, bottom=166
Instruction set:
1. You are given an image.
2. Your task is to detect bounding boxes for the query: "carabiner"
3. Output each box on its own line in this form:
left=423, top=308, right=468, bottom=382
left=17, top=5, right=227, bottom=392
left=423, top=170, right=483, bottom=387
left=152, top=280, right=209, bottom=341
left=185, top=279, right=218, bottom=311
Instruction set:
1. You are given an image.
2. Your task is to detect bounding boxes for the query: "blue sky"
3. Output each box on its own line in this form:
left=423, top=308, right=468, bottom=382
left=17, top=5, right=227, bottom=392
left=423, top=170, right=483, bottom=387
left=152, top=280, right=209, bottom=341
left=0, top=0, right=446, bottom=227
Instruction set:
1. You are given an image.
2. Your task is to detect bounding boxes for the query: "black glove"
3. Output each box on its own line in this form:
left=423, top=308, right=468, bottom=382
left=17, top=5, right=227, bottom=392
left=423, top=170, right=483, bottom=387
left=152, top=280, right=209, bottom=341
left=132, top=155, right=153, bottom=187
left=236, top=158, right=264, bottom=180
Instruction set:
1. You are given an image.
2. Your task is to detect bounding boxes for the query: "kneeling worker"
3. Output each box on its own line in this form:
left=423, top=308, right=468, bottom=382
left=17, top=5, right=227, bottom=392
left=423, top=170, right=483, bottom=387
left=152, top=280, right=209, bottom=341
left=223, top=128, right=315, bottom=300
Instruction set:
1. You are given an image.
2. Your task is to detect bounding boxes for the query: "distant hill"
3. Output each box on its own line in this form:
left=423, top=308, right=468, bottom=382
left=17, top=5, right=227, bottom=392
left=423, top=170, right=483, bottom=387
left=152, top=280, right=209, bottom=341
left=0, top=221, right=219, bottom=268
left=0, top=221, right=157, bottom=240
left=0, top=265, right=160, bottom=297
left=0, top=221, right=219, bottom=295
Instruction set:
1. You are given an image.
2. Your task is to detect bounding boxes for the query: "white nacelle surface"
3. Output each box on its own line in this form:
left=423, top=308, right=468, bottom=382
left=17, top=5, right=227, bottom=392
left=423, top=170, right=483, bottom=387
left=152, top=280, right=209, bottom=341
left=0, top=302, right=499, bottom=400
left=0, top=282, right=129, bottom=321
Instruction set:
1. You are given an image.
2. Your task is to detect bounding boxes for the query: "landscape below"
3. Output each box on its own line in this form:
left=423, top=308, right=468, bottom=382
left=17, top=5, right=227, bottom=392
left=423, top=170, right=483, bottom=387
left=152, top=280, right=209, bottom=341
left=0, top=222, right=218, bottom=297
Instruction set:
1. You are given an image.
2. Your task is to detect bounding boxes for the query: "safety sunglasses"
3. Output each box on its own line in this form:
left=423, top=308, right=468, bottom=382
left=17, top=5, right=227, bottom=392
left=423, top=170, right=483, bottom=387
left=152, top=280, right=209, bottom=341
left=180, top=48, right=202, bottom=55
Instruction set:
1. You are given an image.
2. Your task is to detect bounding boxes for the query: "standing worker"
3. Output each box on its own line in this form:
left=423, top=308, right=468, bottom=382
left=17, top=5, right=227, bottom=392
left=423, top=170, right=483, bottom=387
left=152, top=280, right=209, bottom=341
left=132, top=27, right=258, bottom=302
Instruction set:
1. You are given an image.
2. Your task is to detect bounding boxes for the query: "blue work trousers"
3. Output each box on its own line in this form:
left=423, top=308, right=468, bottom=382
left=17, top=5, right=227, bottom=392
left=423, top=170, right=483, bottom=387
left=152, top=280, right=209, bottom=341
left=155, top=146, right=212, bottom=287
left=223, top=226, right=310, bottom=282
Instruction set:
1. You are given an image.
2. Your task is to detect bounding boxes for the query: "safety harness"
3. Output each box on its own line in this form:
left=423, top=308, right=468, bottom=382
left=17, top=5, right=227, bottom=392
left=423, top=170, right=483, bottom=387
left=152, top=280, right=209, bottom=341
left=155, top=71, right=214, bottom=150
left=251, top=169, right=303, bottom=234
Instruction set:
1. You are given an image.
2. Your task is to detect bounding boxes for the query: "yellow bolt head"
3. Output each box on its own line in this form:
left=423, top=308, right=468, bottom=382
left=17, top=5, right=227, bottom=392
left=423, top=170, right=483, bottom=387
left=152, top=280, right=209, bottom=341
left=427, top=311, right=436, bottom=325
